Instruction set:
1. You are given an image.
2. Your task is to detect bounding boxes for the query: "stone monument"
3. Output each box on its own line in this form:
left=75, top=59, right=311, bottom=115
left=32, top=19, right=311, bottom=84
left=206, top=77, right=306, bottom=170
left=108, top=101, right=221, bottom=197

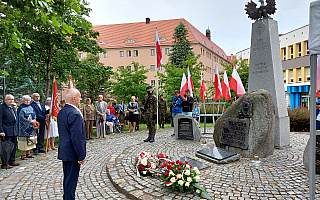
left=213, top=89, right=275, bottom=158
left=174, top=114, right=201, bottom=142
left=303, top=134, right=320, bottom=174
left=245, top=0, right=290, bottom=148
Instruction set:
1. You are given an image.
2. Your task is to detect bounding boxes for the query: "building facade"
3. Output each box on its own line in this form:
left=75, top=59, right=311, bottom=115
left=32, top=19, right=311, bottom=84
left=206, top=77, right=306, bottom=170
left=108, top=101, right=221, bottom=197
left=80, top=18, right=230, bottom=93
left=236, top=25, right=310, bottom=109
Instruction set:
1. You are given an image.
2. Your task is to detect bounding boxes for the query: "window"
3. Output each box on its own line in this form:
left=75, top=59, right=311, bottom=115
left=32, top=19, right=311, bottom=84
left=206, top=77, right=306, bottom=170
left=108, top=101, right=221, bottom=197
left=165, top=48, right=170, bottom=55
left=306, top=41, right=310, bottom=55
left=150, top=49, right=155, bottom=56
left=306, top=67, right=310, bottom=81
left=127, top=50, right=131, bottom=57
left=120, top=51, right=124, bottom=57
left=159, top=65, right=162, bottom=71
left=125, top=39, right=135, bottom=43
left=151, top=80, right=155, bottom=86
left=298, top=43, right=301, bottom=57
left=98, top=53, right=101, bottom=58
left=283, top=48, right=286, bottom=60
left=151, top=65, right=155, bottom=71
left=134, top=65, right=138, bottom=71
left=298, top=68, right=302, bottom=82
left=79, top=53, right=83, bottom=59
left=134, top=50, right=138, bottom=57
left=104, top=52, right=108, bottom=58
left=289, top=70, right=293, bottom=83
left=283, top=70, right=286, bottom=84
left=290, top=46, right=293, bottom=59
left=159, top=82, right=163, bottom=86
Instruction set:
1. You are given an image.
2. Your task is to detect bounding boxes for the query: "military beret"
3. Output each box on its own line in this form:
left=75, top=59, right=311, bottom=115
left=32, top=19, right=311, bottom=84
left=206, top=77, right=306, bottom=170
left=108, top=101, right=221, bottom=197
left=146, top=86, right=153, bottom=90
left=160, top=94, right=163, bottom=97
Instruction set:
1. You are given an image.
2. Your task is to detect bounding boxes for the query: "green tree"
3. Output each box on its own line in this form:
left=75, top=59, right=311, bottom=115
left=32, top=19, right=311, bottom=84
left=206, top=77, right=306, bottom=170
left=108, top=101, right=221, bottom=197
left=109, top=62, right=149, bottom=102
left=168, top=22, right=194, bottom=68
left=74, top=53, right=113, bottom=100
left=1, top=0, right=104, bottom=98
left=159, top=54, right=203, bottom=100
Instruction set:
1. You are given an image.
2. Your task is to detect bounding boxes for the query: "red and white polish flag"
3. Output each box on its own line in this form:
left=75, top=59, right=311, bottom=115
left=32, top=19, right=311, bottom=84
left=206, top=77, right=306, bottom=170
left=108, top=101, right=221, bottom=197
left=155, top=28, right=162, bottom=68
left=180, top=72, right=188, bottom=97
left=187, top=67, right=194, bottom=97
left=69, top=75, right=75, bottom=89
left=229, top=67, right=246, bottom=97
left=200, top=72, right=206, bottom=102
left=214, top=65, right=223, bottom=101
left=221, top=71, right=231, bottom=101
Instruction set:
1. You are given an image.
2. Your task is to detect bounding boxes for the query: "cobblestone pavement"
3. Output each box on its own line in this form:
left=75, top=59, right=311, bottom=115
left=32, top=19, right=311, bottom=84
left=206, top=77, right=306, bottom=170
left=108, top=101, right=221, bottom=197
left=0, top=128, right=319, bottom=199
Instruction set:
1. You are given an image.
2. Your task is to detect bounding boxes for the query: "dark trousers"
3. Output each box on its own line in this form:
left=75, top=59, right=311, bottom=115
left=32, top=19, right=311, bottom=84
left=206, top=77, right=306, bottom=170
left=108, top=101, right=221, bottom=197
left=85, top=120, right=94, bottom=139
left=63, top=161, right=80, bottom=200
left=1, top=135, right=17, bottom=167
left=35, top=124, right=45, bottom=151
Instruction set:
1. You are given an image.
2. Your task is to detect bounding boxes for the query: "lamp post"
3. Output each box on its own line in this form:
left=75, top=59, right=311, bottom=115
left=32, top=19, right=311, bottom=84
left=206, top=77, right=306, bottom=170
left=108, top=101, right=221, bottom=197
left=1, top=65, right=9, bottom=103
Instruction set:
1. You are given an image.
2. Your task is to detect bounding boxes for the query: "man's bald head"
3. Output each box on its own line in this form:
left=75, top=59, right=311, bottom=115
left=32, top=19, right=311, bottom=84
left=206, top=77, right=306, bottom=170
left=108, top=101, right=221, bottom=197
left=65, top=88, right=81, bottom=106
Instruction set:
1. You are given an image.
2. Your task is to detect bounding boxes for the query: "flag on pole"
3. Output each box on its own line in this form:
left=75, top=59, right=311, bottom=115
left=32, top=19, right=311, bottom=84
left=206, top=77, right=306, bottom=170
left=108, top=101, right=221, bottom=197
left=229, top=67, right=246, bottom=97
left=155, top=29, right=162, bottom=68
left=187, top=67, right=194, bottom=97
left=214, top=65, right=223, bottom=101
left=69, top=74, right=74, bottom=89
left=222, top=71, right=231, bottom=101
left=180, top=72, right=188, bottom=96
left=50, top=76, right=59, bottom=121
left=200, top=72, right=206, bottom=102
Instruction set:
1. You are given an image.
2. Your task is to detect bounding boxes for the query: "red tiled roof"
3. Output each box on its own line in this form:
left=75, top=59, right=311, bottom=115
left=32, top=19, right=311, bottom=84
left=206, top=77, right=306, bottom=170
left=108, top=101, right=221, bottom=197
left=92, top=18, right=228, bottom=59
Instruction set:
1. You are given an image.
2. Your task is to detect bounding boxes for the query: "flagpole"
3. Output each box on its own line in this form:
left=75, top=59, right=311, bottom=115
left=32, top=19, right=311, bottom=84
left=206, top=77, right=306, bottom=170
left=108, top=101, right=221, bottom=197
left=45, top=74, right=55, bottom=154
left=155, top=26, right=159, bottom=129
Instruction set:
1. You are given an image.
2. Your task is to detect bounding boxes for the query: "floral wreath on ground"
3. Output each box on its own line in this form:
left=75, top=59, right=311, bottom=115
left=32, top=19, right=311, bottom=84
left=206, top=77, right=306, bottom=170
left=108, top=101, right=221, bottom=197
left=134, top=151, right=213, bottom=200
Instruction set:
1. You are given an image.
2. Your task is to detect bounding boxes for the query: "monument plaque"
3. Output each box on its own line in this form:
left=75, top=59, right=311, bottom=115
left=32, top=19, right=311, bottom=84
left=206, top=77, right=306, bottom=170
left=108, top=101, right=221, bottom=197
left=303, top=134, right=320, bottom=174
left=220, top=118, right=250, bottom=150
left=178, top=118, right=194, bottom=140
left=196, top=146, right=241, bottom=164
left=317, top=136, right=320, bottom=174
left=178, top=157, right=210, bottom=170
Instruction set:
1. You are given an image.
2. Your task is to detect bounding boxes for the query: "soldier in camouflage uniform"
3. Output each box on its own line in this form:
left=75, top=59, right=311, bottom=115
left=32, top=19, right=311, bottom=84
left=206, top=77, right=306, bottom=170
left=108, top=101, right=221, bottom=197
left=135, top=96, right=143, bottom=131
left=142, top=86, right=157, bottom=143
left=158, top=94, right=167, bottom=128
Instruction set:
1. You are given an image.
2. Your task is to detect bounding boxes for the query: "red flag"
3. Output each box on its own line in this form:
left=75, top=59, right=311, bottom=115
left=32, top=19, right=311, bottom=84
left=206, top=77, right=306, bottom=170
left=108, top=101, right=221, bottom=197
left=187, top=67, right=194, bottom=96
left=229, top=67, right=246, bottom=97
left=51, top=76, right=59, bottom=121
left=214, top=65, right=223, bottom=101
left=69, top=75, right=74, bottom=89
left=200, top=72, right=206, bottom=102
left=222, top=71, right=231, bottom=101
left=155, top=28, right=162, bottom=68
left=180, top=72, right=188, bottom=96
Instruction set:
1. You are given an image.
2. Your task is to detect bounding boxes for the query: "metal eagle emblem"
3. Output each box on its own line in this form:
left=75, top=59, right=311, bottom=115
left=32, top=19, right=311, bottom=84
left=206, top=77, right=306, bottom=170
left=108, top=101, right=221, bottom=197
left=245, top=0, right=277, bottom=20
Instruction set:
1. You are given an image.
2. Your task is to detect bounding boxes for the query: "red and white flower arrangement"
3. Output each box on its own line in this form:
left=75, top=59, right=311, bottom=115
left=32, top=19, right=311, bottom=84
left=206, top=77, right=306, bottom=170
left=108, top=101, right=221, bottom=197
left=134, top=152, right=213, bottom=200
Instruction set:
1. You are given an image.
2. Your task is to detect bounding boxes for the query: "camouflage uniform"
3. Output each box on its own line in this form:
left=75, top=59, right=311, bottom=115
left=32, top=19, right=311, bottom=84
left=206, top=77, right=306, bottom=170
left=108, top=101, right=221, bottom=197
left=158, top=99, right=167, bottom=128
left=142, top=93, right=157, bottom=141
left=135, top=101, right=143, bottom=130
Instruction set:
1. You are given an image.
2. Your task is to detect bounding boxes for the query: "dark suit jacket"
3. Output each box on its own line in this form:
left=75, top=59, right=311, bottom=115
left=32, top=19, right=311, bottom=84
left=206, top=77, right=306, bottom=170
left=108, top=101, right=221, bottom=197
left=0, top=103, right=18, bottom=136
left=57, top=104, right=86, bottom=161
left=30, top=101, right=46, bottom=126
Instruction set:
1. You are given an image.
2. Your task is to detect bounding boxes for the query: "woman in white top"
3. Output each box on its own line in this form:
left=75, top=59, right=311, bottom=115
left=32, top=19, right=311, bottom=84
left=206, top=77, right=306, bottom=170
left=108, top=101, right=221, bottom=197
left=45, top=98, right=59, bottom=151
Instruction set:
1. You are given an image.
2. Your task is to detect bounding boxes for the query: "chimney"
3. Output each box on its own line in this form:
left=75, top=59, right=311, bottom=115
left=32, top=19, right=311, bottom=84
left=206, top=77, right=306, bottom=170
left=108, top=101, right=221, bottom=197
left=146, top=17, right=150, bottom=24
left=206, top=27, right=211, bottom=41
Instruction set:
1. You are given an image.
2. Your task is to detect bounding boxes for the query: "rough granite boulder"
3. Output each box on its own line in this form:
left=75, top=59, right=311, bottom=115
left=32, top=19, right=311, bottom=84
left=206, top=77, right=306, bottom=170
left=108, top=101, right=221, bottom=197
left=213, top=89, right=275, bottom=158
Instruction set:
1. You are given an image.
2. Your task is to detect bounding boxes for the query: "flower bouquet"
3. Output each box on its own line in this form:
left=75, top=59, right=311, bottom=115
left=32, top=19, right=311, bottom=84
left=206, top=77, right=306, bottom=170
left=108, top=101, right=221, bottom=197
left=134, top=152, right=213, bottom=200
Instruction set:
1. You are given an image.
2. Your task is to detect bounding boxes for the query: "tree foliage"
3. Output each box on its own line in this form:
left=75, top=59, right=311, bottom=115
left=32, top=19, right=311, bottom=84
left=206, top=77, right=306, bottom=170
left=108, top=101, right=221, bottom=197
left=168, top=22, right=194, bottom=68
left=0, top=0, right=104, bottom=99
left=109, top=62, right=149, bottom=103
left=74, top=53, right=113, bottom=100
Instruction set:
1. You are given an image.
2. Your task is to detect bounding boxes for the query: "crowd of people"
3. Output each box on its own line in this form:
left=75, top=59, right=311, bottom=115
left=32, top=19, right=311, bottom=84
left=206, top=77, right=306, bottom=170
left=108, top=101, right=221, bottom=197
left=0, top=87, right=202, bottom=169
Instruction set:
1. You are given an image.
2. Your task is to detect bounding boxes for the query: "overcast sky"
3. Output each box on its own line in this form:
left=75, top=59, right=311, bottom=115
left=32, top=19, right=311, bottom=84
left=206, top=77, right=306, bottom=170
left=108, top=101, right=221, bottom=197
left=86, top=0, right=315, bottom=55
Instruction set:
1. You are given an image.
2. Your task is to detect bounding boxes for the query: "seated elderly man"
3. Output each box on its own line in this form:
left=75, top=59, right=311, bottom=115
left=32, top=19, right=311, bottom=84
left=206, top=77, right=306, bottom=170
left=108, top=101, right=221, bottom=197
left=105, top=109, right=118, bottom=134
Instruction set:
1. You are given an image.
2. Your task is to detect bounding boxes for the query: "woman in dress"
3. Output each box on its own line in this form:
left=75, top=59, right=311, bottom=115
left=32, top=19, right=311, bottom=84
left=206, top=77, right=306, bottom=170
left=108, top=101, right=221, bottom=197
left=127, top=96, right=139, bottom=132
left=17, top=95, right=38, bottom=160
left=45, top=98, right=59, bottom=151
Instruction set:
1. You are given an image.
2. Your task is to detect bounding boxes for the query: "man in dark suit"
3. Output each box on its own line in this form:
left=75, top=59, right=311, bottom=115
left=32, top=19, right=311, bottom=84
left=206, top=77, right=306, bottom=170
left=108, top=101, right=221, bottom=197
left=30, top=93, right=47, bottom=154
left=0, top=94, right=20, bottom=169
left=57, top=88, right=86, bottom=200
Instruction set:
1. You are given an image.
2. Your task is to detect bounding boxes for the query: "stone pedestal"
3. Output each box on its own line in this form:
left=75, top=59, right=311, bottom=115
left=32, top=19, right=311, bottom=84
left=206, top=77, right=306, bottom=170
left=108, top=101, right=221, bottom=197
left=174, top=114, right=201, bottom=142
left=248, top=18, right=290, bottom=148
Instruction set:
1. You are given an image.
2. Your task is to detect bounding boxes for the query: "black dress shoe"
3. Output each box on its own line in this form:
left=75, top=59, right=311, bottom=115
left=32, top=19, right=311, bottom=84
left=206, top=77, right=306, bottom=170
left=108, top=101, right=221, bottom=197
left=33, top=151, right=39, bottom=155
left=149, top=139, right=155, bottom=143
left=143, top=138, right=150, bottom=142
left=38, top=150, right=45, bottom=153
left=171, top=133, right=175, bottom=137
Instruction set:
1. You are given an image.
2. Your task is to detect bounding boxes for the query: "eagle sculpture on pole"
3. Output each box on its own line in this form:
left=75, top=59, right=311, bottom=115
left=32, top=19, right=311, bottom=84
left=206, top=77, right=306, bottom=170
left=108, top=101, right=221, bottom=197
left=245, top=0, right=277, bottom=20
